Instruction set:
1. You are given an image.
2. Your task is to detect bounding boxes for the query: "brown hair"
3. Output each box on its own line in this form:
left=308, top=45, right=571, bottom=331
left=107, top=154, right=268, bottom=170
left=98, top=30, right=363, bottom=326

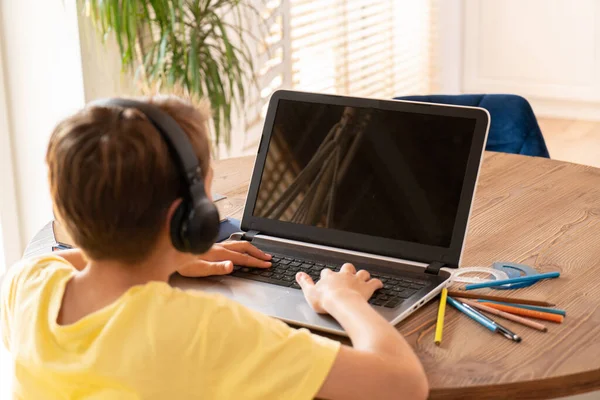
left=46, top=96, right=212, bottom=263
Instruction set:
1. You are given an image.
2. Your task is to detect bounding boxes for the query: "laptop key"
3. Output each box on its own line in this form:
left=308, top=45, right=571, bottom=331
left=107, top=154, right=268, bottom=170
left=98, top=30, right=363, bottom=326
left=282, top=275, right=295, bottom=282
left=284, top=257, right=294, bottom=261
left=384, top=299, right=401, bottom=308
left=299, top=263, right=312, bottom=270
left=279, top=260, right=291, bottom=265
left=260, top=271, right=273, bottom=277
left=373, top=300, right=385, bottom=306
left=290, top=282, right=301, bottom=289
left=290, top=262, right=301, bottom=267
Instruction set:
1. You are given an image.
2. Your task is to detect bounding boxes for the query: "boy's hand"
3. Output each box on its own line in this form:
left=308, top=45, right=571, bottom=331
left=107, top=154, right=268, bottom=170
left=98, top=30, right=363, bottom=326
left=296, top=263, right=383, bottom=314
left=177, top=241, right=272, bottom=277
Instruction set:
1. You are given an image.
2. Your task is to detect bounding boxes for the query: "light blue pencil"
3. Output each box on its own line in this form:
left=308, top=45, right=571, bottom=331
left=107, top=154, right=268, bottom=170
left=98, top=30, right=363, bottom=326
left=446, top=296, right=497, bottom=332
left=476, top=300, right=566, bottom=316
left=465, top=272, right=560, bottom=290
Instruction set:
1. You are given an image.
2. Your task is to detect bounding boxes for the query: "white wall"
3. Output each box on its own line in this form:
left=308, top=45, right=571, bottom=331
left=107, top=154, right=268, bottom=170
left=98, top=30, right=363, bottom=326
left=462, top=0, right=600, bottom=120
left=0, top=24, right=21, bottom=269
left=77, top=8, right=136, bottom=102
left=0, top=0, right=86, bottom=261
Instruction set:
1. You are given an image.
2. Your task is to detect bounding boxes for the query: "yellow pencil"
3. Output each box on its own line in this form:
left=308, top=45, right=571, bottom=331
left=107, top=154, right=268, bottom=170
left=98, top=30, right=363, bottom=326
left=434, top=288, right=448, bottom=346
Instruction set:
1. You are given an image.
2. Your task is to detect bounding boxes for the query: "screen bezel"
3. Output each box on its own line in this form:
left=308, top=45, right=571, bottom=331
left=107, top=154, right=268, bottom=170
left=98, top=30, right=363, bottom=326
left=241, top=90, right=490, bottom=266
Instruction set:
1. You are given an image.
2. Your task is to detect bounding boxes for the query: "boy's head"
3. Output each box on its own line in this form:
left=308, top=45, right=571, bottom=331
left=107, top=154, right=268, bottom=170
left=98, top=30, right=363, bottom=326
left=46, top=96, right=213, bottom=263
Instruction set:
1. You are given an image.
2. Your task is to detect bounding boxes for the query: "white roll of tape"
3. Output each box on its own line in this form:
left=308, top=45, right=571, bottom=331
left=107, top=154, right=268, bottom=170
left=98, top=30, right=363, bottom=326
left=450, top=267, right=509, bottom=284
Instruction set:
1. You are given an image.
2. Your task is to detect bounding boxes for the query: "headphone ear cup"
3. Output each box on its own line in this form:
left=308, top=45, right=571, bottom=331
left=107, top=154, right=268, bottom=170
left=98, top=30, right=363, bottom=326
left=185, top=196, right=220, bottom=254
left=169, top=201, right=188, bottom=252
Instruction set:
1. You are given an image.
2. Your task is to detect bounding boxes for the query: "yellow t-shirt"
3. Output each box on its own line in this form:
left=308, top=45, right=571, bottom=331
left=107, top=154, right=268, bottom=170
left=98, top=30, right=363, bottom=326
left=1, top=255, right=340, bottom=399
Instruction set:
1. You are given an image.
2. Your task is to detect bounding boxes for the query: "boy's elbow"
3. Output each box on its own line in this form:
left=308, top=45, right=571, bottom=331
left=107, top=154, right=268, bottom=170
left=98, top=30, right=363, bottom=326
left=384, top=367, right=429, bottom=400
left=410, top=372, right=430, bottom=400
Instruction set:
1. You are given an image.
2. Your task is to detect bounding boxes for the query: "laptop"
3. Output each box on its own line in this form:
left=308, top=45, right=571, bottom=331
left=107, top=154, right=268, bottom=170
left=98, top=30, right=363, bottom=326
left=172, top=90, right=490, bottom=335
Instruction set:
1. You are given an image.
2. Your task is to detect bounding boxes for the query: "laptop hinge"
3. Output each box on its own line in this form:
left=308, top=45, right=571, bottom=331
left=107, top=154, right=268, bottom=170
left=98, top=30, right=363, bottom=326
left=241, top=230, right=260, bottom=242
left=425, top=261, right=447, bottom=275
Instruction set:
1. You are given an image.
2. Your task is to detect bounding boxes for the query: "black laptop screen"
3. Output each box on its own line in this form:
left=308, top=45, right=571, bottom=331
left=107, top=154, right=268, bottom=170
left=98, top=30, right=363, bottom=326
left=252, top=99, right=477, bottom=248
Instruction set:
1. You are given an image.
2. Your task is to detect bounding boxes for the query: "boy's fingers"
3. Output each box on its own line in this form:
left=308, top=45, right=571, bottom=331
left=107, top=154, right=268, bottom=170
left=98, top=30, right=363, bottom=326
left=340, top=263, right=356, bottom=274
left=356, top=269, right=370, bottom=281
left=223, top=241, right=272, bottom=260
left=368, top=278, right=384, bottom=291
left=225, top=249, right=272, bottom=268
left=178, top=260, right=233, bottom=277
left=320, top=268, right=333, bottom=278
left=296, top=272, right=315, bottom=289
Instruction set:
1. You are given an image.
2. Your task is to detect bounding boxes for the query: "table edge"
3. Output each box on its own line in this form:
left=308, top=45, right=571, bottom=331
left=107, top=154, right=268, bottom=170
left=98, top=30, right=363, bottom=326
left=430, top=368, right=600, bottom=399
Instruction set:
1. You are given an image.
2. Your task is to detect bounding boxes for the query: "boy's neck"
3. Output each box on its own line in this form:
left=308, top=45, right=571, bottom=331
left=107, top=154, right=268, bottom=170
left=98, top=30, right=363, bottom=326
left=81, top=247, right=180, bottom=291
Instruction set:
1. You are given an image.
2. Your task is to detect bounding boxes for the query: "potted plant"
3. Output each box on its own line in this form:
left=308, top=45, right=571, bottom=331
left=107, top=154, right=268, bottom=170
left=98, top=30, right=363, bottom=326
left=80, top=0, right=261, bottom=148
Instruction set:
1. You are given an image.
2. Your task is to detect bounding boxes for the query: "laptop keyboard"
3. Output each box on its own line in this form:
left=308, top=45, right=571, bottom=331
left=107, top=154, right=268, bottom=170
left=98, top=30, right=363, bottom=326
left=231, top=253, right=428, bottom=308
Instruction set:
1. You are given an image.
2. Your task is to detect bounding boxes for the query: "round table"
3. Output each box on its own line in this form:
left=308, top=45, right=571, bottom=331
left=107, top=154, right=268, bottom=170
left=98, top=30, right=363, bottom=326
left=24, top=152, right=600, bottom=400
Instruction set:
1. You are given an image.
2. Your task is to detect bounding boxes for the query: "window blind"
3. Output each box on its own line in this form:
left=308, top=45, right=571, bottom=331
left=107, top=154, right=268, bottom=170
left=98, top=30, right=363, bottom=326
left=240, top=0, right=438, bottom=155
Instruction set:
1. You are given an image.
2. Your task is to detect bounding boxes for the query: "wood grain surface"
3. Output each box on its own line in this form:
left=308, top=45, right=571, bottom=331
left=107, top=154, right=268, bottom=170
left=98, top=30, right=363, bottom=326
left=23, top=152, right=600, bottom=400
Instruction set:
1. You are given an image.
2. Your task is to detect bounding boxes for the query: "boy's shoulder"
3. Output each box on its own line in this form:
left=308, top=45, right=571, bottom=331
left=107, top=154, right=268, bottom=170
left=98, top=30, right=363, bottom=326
left=2, top=254, right=73, bottom=294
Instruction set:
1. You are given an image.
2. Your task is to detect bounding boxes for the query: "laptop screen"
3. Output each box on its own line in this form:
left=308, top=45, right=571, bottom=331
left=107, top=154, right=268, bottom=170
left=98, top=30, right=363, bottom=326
left=251, top=98, right=478, bottom=249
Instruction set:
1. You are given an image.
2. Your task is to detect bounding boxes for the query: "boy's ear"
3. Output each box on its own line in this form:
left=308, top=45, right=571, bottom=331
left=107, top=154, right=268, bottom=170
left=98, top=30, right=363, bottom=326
left=165, top=198, right=183, bottom=232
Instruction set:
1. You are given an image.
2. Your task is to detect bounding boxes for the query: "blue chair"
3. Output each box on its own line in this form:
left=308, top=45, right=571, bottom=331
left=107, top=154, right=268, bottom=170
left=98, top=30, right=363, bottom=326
left=394, top=94, right=550, bottom=158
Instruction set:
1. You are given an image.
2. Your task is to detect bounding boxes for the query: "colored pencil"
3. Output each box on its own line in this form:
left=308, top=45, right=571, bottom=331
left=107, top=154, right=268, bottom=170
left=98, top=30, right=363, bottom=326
left=434, top=288, right=448, bottom=346
left=461, top=299, right=548, bottom=332
left=461, top=302, right=521, bottom=342
left=476, top=300, right=566, bottom=317
left=446, top=291, right=555, bottom=307
left=447, top=297, right=497, bottom=332
left=480, top=302, right=564, bottom=323
left=464, top=272, right=560, bottom=290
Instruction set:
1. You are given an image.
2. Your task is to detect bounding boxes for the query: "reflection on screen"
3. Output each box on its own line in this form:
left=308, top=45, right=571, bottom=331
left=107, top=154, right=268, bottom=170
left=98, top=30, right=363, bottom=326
left=253, top=99, right=476, bottom=247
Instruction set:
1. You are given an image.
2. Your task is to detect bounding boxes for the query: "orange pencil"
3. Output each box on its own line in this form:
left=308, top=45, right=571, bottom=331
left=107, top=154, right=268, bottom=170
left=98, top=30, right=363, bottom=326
left=461, top=299, right=548, bottom=332
left=480, top=302, right=564, bottom=323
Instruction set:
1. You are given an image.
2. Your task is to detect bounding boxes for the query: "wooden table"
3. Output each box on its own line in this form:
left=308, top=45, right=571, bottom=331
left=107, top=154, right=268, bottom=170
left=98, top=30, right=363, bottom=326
left=24, top=152, right=600, bottom=400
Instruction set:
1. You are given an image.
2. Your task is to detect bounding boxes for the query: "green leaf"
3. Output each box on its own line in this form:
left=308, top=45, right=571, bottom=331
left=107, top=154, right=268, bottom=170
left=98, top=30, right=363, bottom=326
left=78, top=0, right=263, bottom=150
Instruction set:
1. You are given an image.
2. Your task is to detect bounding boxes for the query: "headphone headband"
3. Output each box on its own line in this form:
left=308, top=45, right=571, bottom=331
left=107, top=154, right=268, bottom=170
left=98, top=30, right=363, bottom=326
left=89, top=98, right=202, bottom=185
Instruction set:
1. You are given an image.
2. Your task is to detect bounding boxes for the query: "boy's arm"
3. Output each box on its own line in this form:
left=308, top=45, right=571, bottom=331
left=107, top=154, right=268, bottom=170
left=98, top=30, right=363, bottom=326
left=317, top=293, right=429, bottom=400
left=297, top=267, right=429, bottom=400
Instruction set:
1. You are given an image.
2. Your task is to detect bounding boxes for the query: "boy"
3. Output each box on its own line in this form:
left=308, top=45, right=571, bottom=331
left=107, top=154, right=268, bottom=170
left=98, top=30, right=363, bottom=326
left=1, top=96, right=428, bottom=399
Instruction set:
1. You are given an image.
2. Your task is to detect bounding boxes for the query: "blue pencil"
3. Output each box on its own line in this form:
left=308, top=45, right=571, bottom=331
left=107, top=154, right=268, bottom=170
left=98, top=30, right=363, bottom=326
left=465, top=272, right=560, bottom=290
left=476, top=300, right=566, bottom=316
left=447, top=296, right=496, bottom=332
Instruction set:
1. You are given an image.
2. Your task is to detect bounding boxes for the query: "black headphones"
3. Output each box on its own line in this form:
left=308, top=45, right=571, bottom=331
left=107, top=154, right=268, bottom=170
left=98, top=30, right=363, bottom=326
left=90, top=98, right=220, bottom=254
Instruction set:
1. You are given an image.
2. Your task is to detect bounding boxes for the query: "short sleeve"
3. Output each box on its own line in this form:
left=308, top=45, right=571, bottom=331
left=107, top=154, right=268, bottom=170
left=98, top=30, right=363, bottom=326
left=199, top=296, right=340, bottom=400
left=1, top=259, right=27, bottom=350
left=1, top=270, right=13, bottom=350
left=1, top=255, right=72, bottom=350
